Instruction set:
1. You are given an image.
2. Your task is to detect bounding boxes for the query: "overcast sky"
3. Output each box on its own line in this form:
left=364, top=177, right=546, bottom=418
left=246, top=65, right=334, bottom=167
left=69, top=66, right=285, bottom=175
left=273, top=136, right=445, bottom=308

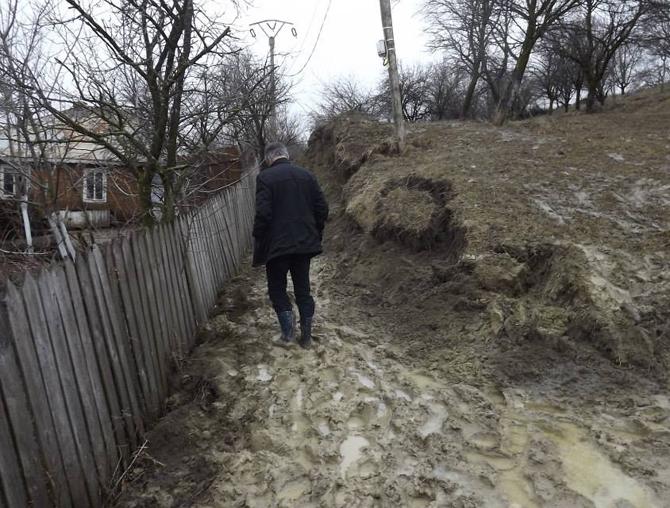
left=235, top=0, right=437, bottom=123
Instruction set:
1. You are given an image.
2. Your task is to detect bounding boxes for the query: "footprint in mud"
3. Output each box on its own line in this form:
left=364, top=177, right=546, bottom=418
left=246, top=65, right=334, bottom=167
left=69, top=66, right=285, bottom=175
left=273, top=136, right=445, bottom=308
left=339, top=436, right=371, bottom=481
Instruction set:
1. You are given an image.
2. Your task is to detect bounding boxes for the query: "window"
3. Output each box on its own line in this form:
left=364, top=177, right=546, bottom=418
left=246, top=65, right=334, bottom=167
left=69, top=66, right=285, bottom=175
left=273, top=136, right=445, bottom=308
left=83, top=169, right=107, bottom=203
left=0, top=165, right=22, bottom=198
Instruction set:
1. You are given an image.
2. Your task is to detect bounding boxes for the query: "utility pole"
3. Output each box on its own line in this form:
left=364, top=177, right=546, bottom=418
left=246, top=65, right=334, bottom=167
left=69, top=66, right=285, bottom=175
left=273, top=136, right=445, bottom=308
left=250, top=19, right=296, bottom=140
left=379, top=0, right=406, bottom=151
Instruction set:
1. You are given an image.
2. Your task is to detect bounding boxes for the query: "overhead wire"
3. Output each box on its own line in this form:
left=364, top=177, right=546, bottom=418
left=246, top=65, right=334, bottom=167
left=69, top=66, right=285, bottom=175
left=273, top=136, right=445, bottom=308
left=294, top=0, right=324, bottom=58
left=284, top=0, right=334, bottom=78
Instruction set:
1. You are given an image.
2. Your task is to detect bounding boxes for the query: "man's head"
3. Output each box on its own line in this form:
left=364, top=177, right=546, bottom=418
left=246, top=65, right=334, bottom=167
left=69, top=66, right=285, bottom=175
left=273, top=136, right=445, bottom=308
left=264, top=142, right=290, bottom=167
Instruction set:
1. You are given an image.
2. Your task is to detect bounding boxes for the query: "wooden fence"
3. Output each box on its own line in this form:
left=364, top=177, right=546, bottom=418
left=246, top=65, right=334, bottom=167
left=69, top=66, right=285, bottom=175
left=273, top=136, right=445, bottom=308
left=0, top=176, right=256, bottom=508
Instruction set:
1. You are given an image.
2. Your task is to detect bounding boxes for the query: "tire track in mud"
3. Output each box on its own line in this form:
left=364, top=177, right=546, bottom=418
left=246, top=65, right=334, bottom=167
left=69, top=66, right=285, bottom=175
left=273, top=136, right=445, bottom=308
left=117, top=260, right=670, bottom=508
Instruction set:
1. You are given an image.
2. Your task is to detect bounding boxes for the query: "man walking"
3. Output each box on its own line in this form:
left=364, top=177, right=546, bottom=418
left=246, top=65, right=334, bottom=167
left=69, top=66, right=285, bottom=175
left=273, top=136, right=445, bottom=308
left=253, top=142, right=329, bottom=349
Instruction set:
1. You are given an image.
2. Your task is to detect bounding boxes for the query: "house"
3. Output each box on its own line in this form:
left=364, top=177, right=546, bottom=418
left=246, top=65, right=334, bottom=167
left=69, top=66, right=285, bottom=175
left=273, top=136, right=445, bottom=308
left=0, top=112, right=243, bottom=229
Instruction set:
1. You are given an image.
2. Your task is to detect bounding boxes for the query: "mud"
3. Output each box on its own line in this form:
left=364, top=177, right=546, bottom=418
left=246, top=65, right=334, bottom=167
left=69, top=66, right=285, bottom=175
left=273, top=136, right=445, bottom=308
left=115, top=260, right=670, bottom=507
left=116, top=91, right=670, bottom=507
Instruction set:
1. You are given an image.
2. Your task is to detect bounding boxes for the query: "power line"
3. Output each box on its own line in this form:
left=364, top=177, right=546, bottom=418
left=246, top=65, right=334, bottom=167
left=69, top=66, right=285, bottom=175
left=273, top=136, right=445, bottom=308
left=284, top=0, right=334, bottom=78
left=294, top=0, right=325, bottom=58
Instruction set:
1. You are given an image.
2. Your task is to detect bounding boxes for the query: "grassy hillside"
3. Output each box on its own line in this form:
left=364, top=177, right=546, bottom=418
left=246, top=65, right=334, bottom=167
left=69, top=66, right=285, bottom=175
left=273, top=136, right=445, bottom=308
left=304, top=87, right=670, bottom=379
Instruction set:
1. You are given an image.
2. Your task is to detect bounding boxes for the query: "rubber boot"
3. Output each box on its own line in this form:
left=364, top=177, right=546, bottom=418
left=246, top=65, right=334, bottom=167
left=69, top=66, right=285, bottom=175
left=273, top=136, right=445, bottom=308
left=299, top=316, right=313, bottom=350
left=277, top=311, right=296, bottom=343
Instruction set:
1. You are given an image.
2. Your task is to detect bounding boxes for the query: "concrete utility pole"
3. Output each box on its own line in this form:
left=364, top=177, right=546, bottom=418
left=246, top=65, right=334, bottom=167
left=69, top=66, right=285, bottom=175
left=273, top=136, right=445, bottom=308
left=250, top=19, right=296, bottom=139
left=379, top=0, right=406, bottom=151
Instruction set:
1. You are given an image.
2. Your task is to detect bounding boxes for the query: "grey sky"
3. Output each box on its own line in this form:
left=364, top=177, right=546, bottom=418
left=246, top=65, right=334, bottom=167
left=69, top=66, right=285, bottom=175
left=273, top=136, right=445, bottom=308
left=237, top=0, right=436, bottom=122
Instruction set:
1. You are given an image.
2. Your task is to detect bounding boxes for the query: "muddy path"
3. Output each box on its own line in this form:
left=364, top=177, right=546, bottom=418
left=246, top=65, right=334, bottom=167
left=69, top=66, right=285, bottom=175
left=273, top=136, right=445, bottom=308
left=116, top=257, right=670, bottom=508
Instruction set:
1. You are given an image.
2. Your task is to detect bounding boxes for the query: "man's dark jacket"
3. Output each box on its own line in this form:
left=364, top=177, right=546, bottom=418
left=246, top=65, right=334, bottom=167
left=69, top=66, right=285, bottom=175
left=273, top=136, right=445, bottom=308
left=252, top=158, right=329, bottom=267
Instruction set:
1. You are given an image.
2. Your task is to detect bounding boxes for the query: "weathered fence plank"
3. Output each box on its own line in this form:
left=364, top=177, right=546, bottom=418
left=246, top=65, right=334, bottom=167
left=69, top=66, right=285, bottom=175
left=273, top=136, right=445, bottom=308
left=157, top=225, right=186, bottom=355
left=137, top=232, right=169, bottom=393
left=89, top=248, right=143, bottom=449
left=147, top=229, right=175, bottom=359
left=51, top=264, right=110, bottom=492
left=123, top=237, right=165, bottom=407
left=39, top=269, right=100, bottom=505
left=92, top=248, right=145, bottom=440
left=132, top=232, right=168, bottom=401
left=179, top=217, right=206, bottom=324
left=23, top=273, right=91, bottom=507
left=112, top=241, right=159, bottom=418
left=0, top=171, right=258, bottom=508
left=190, top=214, right=209, bottom=311
left=5, top=281, right=73, bottom=507
left=0, top=296, right=51, bottom=508
left=167, top=221, right=196, bottom=348
left=64, top=260, right=119, bottom=486
left=105, top=245, right=148, bottom=421
left=0, top=394, right=28, bottom=508
left=76, top=255, right=129, bottom=464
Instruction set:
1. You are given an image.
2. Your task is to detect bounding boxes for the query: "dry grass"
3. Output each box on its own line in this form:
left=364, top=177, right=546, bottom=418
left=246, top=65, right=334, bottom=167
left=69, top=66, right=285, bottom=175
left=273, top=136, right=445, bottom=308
left=305, top=88, right=670, bottom=372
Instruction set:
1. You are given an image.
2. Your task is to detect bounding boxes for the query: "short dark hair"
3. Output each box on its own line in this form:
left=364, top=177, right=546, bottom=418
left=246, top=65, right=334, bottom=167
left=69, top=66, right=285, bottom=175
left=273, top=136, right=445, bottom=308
left=264, top=142, right=289, bottom=161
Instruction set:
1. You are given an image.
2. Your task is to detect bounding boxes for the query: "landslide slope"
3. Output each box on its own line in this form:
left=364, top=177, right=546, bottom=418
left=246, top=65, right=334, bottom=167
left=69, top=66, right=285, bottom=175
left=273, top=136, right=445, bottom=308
left=303, top=88, right=670, bottom=380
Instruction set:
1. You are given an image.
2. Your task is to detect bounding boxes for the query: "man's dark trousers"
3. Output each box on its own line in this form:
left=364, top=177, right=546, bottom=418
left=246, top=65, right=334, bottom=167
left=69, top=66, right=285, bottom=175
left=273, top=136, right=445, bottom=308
left=266, top=254, right=315, bottom=318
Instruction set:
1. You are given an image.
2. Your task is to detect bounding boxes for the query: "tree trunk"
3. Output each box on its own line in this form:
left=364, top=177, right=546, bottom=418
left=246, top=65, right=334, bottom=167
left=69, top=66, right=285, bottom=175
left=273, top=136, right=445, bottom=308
left=161, top=171, right=176, bottom=223
left=493, top=38, right=534, bottom=126
left=576, top=89, right=582, bottom=110
left=549, top=99, right=554, bottom=114
left=585, top=84, right=598, bottom=113
left=461, top=68, right=480, bottom=120
left=564, top=101, right=570, bottom=113
left=138, top=170, right=156, bottom=227
left=493, top=77, right=519, bottom=126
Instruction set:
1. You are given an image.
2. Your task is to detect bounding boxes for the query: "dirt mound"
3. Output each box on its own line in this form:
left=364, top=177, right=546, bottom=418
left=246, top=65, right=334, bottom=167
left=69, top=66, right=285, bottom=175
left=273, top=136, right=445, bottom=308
left=346, top=174, right=466, bottom=254
left=303, top=94, right=670, bottom=375
left=305, top=113, right=395, bottom=184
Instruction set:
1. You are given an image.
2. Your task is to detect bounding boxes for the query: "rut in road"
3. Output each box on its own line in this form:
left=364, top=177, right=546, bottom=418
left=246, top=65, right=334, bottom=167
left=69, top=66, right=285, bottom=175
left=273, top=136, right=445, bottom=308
left=116, top=258, right=670, bottom=508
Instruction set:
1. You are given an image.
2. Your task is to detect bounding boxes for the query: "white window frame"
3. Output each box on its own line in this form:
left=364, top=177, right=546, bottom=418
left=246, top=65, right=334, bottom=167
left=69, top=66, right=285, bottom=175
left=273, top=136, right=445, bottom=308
left=83, top=168, right=107, bottom=203
left=0, top=164, right=17, bottom=198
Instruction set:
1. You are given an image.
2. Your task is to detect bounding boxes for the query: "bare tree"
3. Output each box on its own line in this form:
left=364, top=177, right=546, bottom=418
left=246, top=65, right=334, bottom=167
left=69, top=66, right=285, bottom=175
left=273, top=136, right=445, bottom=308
left=313, top=76, right=382, bottom=122
left=492, top=0, right=582, bottom=125
left=532, top=45, right=562, bottom=112
left=3, top=0, right=244, bottom=226
left=426, top=62, right=469, bottom=120
left=421, top=0, right=500, bottom=118
left=610, top=43, right=644, bottom=94
left=377, top=63, right=434, bottom=122
left=550, top=0, right=652, bottom=112
left=0, top=0, right=81, bottom=258
left=218, top=51, right=293, bottom=164
left=640, top=2, right=670, bottom=90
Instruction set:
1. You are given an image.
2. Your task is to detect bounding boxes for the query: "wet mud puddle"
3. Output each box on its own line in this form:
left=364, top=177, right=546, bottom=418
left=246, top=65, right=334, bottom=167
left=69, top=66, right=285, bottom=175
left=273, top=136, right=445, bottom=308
left=124, top=264, right=670, bottom=508
left=199, top=314, right=669, bottom=506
